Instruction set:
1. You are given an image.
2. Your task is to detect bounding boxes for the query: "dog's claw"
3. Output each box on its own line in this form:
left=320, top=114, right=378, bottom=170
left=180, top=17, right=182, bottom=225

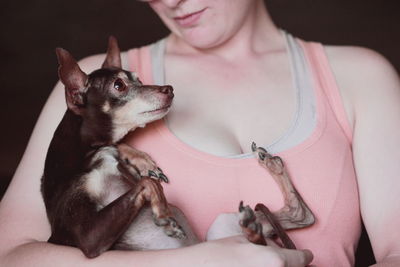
left=251, top=142, right=257, bottom=152
left=259, top=147, right=268, bottom=153
left=148, top=170, right=157, bottom=178
left=156, top=217, right=187, bottom=239
left=251, top=142, right=270, bottom=161
left=159, top=173, right=169, bottom=183
left=147, top=169, right=169, bottom=183
left=239, top=201, right=245, bottom=212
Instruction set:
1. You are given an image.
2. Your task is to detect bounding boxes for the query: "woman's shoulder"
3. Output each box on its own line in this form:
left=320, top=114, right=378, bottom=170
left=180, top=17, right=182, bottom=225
left=324, top=45, right=397, bottom=79
left=324, top=45, right=398, bottom=91
left=322, top=44, right=400, bottom=128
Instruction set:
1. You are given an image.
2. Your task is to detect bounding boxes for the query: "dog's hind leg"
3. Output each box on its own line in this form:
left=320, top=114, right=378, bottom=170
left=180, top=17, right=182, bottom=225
left=134, top=177, right=186, bottom=239
left=63, top=184, right=150, bottom=258
left=238, top=201, right=297, bottom=249
left=238, top=201, right=267, bottom=245
left=255, top=203, right=297, bottom=249
left=62, top=177, right=184, bottom=258
left=251, top=143, right=315, bottom=234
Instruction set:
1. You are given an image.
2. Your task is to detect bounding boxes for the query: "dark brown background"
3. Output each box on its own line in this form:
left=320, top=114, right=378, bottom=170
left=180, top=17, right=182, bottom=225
left=1, top=0, right=399, bottom=265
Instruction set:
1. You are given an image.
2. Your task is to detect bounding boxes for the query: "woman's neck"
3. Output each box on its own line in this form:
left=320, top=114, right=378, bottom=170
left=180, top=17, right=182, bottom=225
left=167, top=1, right=284, bottom=61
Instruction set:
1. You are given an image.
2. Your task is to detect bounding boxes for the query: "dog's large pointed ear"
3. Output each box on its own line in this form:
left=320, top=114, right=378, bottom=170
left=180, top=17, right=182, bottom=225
left=102, top=36, right=122, bottom=69
left=56, top=48, right=88, bottom=115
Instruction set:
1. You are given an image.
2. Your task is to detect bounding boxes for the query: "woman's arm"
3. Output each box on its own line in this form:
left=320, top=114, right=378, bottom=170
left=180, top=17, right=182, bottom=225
left=327, top=46, right=400, bottom=266
left=0, top=53, right=312, bottom=267
left=0, top=53, right=99, bottom=264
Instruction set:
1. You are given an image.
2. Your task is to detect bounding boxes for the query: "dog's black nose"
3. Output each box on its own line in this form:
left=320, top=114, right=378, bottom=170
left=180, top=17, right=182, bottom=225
left=160, top=85, right=173, bottom=95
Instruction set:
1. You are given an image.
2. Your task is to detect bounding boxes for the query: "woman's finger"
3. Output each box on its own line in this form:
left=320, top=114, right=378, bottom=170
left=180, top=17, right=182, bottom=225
left=281, top=248, right=314, bottom=267
left=264, top=238, right=313, bottom=266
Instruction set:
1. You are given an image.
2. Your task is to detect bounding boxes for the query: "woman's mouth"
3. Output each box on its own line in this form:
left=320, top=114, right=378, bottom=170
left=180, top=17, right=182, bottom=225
left=173, top=8, right=207, bottom=28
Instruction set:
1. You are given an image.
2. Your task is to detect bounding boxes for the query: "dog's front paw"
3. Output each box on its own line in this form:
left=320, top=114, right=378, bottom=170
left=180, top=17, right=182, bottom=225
left=117, top=143, right=169, bottom=183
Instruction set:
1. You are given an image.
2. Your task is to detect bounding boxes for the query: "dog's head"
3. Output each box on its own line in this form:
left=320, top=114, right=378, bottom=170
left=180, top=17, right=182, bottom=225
left=56, top=37, right=174, bottom=145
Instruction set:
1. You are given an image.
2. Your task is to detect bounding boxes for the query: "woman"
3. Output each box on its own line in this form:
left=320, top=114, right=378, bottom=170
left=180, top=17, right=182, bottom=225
left=0, top=0, right=399, bottom=266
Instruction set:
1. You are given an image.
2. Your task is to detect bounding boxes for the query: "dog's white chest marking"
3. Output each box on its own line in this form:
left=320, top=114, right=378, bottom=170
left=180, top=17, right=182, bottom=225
left=83, top=146, right=129, bottom=207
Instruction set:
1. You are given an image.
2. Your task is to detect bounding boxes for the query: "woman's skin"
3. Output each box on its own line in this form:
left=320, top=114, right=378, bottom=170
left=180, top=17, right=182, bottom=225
left=0, top=0, right=399, bottom=266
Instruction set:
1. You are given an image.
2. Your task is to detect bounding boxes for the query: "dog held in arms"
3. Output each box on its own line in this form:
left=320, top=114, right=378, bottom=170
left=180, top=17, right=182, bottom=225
left=41, top=37, right=315, bottom=258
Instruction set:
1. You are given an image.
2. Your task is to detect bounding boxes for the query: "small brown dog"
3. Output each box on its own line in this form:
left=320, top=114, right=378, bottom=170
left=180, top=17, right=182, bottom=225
left=41, top=37, right=314, bottom=258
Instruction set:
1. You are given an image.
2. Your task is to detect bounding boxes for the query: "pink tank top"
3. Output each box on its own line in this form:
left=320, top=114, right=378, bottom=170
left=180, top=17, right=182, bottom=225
left=125, top=39, right=361, bottom=266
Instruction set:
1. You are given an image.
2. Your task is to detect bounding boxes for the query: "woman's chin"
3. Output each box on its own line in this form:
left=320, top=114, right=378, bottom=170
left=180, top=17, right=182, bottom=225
left=179, top=28, right=228, bottom=50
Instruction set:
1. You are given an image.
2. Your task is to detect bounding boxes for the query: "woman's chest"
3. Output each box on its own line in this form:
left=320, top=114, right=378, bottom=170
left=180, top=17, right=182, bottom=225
left=164, top=57, right=296, bottom=156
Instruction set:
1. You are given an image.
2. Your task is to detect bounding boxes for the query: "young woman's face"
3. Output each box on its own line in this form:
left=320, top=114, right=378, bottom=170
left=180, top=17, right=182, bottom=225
left=148, top=0, right=257, bottom=49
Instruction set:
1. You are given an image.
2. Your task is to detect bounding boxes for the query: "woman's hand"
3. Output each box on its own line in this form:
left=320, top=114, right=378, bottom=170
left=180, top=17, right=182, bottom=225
left=192, top=235, right=313, bottom=267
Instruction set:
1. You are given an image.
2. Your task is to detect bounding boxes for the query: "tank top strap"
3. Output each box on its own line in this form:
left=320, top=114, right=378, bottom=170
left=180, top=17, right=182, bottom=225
left=127, top=46, right=154, bottom=84
left=298, top=40, right=353, bottom=144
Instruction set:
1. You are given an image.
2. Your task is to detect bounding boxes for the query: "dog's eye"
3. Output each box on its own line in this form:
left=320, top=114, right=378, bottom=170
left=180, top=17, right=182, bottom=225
left=114, top=79, right=126, bottom=92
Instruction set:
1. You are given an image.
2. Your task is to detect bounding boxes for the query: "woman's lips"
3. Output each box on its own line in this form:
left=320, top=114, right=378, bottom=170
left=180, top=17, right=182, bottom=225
left=173, top=8, right=207, bottom=27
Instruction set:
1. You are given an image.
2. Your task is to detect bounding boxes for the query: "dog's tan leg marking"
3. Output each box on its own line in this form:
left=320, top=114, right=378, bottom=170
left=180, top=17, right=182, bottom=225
left=117, top=143, right=169, bottom=182
left=116, top=144, right=183, bottom=237
left=134, top=177, right=186, bottom=239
